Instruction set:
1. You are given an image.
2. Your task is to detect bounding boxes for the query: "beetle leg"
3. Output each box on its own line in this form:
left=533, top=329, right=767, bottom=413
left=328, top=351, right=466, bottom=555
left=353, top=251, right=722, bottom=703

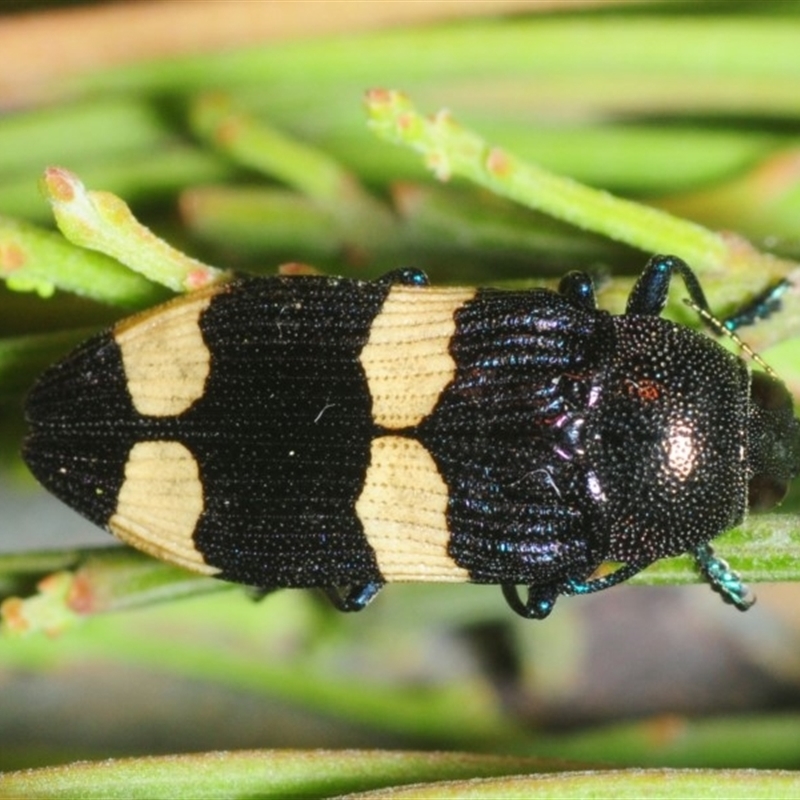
left=377, top=267, right=430, bottom=287
left=721, top=278, right=792, bottom=333
left=563, top=563, right=644, bottom=596
left=626, top=254, right=712, bottom=318
left=693, top=543, right=754, bottom=610
left=558, top=271, right=597, bottom=310
left=324, top=581, right=385, bottom=612
left=501, top=584, right=558, bottom=619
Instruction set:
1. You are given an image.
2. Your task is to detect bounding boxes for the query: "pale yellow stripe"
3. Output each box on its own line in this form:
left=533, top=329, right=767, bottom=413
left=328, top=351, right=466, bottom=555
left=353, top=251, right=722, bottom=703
left=359, top=285, right=475, bottom=429
left=114, top=291, right=217, bottom=417
left=356, top=435, right=469, bottom=582
left=109, top=440, right=217, bottom=575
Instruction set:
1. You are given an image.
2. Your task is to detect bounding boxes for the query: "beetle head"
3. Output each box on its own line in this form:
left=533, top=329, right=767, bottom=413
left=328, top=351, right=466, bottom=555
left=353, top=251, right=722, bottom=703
left=747, top=371, right=800, bottom=511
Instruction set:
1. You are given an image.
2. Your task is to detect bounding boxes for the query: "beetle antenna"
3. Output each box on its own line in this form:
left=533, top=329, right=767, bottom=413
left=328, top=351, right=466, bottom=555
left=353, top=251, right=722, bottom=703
left=683, top=298, right=778, bottom=378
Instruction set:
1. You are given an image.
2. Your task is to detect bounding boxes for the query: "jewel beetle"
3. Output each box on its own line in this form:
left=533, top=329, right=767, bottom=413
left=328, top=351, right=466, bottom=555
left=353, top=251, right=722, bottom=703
left=22, top=254, right=800, bottom=619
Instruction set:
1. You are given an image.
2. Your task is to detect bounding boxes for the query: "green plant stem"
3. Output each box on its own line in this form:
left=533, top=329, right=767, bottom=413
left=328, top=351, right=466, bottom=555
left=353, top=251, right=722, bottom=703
left=181, top=186, right=344, bottom=259
left=189, top=93, right=396, bottom=257
left=0, top=216, right=165, bottom=307
left=5, top=756, right=796, bottom=800
left=41, top=168, right=227, bottom=292
left=524, top=716, right=800, bottom=770
left=73, top=17, right=800, bottom=120
left=366, top=91, right=788, bottom=277
left=2, top=511, right=797, bottom=636
left=180, top=182, right=629, bottom=277
left=311, top=121, right=784, bottom=198
left=0, top=751, right=551, bottom=800
left=190, top=94, right=366, bottom=206
left=339, top=769, right=800, bottom=800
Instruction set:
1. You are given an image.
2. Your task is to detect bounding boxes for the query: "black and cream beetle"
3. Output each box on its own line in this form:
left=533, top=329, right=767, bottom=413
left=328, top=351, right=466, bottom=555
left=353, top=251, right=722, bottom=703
left=23, top=254, right=800, bottom=619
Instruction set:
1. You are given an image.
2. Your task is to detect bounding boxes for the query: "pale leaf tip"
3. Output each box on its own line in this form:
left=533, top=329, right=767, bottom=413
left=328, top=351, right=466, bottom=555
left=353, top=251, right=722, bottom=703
left=40, top=166, right=81, bottom=204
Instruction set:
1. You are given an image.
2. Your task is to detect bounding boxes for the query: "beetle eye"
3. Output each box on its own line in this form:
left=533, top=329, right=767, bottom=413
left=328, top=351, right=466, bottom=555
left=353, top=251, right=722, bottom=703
left=748, top=474, right=789, bottom=511
left=751, top=370, right=792, bottom=412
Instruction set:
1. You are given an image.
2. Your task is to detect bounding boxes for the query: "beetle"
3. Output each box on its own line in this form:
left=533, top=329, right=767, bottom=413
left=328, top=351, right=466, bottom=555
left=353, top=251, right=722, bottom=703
left=22, top=254, right=800, bottom=619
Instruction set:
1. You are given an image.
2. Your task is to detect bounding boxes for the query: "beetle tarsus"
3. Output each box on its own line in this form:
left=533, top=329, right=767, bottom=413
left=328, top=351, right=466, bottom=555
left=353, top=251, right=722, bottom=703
left=502, top=584, right=557, bottom=619
left=378, top=267, right=430, bottom=287
left=693, top=543, right=755, bottom=611
left=325, top=581, right=385, bottom=612
left=722, top=278, right=792, bottom=333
